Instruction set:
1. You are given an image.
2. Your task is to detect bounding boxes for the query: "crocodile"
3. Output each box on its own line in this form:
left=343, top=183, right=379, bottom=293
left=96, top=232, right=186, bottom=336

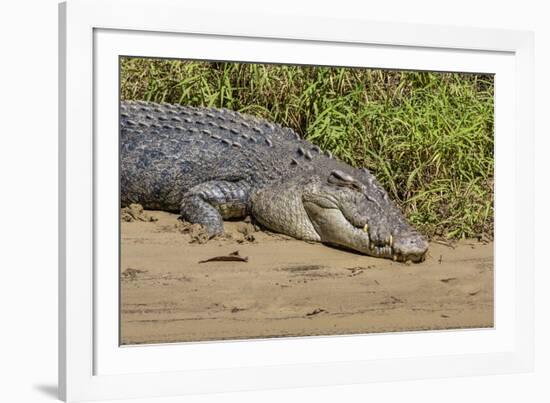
left=120, top=100, right=429, bottom=262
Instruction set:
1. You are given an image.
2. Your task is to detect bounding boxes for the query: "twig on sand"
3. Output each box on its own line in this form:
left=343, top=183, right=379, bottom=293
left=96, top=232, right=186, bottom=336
left=306, top=308, right=327, bottom=317
left=433, top=239, right=456, bottom=249
left=199, top=250, right=249, bottom=264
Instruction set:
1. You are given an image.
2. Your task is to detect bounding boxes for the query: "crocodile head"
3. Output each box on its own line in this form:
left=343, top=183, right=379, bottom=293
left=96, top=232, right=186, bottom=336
left=302, top=169, right=428, bottom=262
left=251, top=169, right=428, bottom=263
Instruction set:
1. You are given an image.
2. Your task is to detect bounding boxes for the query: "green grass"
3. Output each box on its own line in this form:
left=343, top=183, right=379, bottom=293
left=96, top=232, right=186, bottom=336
left=120, top=57, right=494, bottom=240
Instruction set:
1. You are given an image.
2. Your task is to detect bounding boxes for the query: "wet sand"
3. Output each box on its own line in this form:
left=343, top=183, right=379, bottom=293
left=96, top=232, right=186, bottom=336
left=120, top=210, right=494, bottom=344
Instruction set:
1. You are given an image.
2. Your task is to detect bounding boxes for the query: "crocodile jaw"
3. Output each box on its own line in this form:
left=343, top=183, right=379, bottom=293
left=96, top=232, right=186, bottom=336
left=302, top=200, right=427, bottom=262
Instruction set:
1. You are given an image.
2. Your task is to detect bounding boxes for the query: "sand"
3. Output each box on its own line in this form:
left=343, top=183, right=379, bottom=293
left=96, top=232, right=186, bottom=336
left=120, top=210, right=494, bottom=345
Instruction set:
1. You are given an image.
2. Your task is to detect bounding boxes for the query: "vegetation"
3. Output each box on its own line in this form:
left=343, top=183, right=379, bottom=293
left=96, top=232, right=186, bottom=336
left=120, top=57, right=494, bottom=240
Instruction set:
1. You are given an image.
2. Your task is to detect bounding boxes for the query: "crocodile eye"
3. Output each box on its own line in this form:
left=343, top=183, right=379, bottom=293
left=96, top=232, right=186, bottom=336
left=349, top=182, right=362, bottom=192
left=328, top=170, right=355, bottom=183
left=328, top=170, right=363, bottom=192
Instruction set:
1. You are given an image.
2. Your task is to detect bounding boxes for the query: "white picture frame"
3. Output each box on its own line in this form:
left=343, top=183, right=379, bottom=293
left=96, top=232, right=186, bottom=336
left=59, top=0, right=534, bottom=401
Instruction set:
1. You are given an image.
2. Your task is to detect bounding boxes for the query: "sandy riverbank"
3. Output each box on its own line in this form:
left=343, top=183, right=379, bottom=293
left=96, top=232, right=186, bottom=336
left=120, top=209, right=493, bottom=344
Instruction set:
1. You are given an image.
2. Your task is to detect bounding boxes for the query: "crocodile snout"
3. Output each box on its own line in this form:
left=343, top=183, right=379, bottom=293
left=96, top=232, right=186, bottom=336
left=392, top=232, right=429, bottom=262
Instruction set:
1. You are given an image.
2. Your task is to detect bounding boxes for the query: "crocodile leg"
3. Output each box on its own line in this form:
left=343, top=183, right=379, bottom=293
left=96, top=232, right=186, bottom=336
left=180, top=180, right=251, bottom=237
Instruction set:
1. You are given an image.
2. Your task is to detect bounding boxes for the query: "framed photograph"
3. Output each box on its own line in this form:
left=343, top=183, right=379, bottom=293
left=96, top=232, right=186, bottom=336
left=59, top=0, right=534, bottom=401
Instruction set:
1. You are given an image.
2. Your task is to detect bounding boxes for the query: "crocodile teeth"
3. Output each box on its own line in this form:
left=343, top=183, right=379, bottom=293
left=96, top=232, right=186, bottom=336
left=389, top=235, right=393, bottom=247
left=363, top=224, right=368, bottom=232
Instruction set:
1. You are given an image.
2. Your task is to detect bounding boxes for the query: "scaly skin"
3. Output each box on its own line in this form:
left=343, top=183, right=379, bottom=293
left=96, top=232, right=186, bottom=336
left=120, top=100, right=428, bottom=262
